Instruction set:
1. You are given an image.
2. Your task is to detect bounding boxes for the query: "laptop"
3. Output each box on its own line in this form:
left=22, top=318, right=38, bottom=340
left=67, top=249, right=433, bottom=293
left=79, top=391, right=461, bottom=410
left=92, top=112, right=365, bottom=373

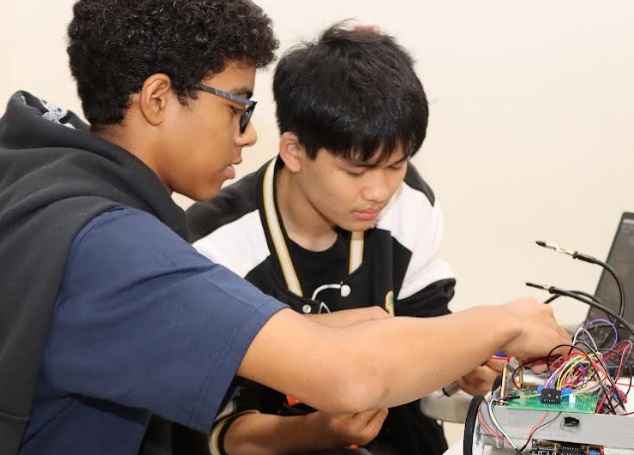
left=583, top=211, right=634, bottom=337
left=558, top=212, right=634, bottom=374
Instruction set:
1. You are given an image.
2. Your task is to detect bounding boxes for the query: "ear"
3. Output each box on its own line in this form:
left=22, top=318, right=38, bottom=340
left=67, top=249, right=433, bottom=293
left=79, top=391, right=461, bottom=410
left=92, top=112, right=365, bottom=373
left=278, top=132, right=306, bottom=172
left=137, top=73, right=174, bottom=126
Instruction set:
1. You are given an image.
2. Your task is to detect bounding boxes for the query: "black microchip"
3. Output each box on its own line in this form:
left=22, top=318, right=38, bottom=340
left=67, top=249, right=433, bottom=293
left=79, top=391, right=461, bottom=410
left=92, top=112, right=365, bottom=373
left=540, top=388, right=562, bottom=404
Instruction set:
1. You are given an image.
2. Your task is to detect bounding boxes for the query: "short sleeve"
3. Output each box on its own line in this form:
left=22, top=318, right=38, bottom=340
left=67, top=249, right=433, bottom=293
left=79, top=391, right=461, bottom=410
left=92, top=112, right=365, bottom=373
left=43, top=208, right=286, bottom=432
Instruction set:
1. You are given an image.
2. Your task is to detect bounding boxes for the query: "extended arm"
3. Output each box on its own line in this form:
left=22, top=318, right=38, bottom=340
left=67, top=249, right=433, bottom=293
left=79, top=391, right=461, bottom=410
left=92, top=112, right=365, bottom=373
left=238, top=298, right=570, bottom=414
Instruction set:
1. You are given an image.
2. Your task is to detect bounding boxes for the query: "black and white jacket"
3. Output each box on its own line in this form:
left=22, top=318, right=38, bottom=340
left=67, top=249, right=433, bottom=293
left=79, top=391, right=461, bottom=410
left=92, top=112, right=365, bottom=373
left=188, top=157, right=455, bottom=318
left=186, top=157, right=456, bottom=455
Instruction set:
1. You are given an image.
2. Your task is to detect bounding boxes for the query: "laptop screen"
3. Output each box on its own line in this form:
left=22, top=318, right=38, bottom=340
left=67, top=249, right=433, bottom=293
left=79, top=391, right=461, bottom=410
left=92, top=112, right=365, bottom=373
left=587, top=212, right=634, bottom=326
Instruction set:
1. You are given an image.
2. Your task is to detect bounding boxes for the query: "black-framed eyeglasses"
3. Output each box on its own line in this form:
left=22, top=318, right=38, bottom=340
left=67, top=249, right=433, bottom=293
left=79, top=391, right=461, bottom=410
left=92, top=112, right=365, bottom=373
left=196, top=83, right=256, bottom=134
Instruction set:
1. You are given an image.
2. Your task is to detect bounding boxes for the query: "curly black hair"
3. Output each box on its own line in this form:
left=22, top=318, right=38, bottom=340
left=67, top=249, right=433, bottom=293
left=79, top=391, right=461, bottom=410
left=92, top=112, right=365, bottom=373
left=67, top=0, right=278, bottom=127
left=273, top=23, right=427, bottom=163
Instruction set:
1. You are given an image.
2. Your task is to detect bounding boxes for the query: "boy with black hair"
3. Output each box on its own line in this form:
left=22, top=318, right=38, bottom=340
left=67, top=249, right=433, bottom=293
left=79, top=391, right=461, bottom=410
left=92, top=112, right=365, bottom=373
left=1, top=2, right=279, bottom=454
left=0, top=2, right=569, bottom=455
left=186, top=24, right=508, bottom=455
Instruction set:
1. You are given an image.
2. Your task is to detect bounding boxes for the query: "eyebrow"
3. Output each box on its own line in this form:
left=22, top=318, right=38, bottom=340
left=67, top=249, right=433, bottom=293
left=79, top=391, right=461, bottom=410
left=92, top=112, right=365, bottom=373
left=231, top=87, right=253, bottom=99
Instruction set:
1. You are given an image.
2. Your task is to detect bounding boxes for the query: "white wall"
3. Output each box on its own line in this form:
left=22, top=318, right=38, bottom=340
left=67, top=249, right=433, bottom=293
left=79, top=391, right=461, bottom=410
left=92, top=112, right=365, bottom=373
left=3, top=0, right=634, bottom=326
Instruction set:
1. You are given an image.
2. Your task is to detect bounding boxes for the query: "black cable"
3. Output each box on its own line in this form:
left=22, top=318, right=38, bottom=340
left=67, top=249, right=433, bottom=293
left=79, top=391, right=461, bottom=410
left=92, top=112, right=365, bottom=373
left=533, top=342, right=619, bottom=414
left=526, top=283, right=634, bottom=339
left=573, top=340, right=625, bottom=412
left=560, top=343, right=619, bottom=414
left=605, top=340, right=633, bottom=402
left=615, top=341, right=634, bottom=388
left=543, top=290, right=606, bottom=307
left=601, top=342, right=633, bottom=381
left=573, top=251, right=626, bottom=319
left=544, top=294, right=558, bottom=304
left=621, top=354, right=634, bottom=398
left=536, top=241, right=625, bottom=319
left=598, top=345, right=632, bottom=413
left=544, top=291, right=619, bottom=349
left=510, top=340, right=632, bottom=416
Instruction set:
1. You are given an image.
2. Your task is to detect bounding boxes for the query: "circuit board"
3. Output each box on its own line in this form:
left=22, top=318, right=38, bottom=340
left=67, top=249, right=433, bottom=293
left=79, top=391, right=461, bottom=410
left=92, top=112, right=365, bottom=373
left=506, top=391, right=598, bottom=414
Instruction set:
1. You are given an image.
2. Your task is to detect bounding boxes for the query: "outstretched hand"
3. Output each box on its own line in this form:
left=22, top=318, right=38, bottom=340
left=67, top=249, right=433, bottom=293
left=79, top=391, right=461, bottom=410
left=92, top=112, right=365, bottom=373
left=499, top=298, right=571, bottom=361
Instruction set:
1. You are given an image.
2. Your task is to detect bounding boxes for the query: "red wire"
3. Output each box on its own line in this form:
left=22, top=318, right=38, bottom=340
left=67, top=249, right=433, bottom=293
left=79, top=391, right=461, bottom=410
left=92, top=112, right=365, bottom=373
left=476, top=406, right=507, bottom=445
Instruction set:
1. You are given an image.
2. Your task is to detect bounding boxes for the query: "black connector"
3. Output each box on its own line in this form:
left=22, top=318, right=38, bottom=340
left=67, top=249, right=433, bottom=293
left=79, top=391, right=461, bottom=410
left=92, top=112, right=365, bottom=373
left=534, top=240, right=625, bottom=318
left=540, top=388, right=562, bottom=404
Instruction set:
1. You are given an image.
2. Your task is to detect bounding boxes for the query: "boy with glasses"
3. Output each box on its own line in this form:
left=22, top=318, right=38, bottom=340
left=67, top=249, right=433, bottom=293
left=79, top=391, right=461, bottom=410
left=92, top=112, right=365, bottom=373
left=0, top=2, right=569, bottom=455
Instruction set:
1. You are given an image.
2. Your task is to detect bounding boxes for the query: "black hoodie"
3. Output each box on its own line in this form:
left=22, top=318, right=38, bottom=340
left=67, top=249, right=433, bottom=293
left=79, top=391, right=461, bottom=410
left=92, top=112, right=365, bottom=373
left=0, top=91, right=188, bottom=455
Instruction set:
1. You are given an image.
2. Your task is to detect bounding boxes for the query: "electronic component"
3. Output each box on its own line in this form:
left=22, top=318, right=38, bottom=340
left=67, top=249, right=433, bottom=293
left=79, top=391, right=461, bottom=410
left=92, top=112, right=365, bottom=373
left=462, top=239, right=634, bottom=455
left=464, top=368, right=633, bottom=455
left=507, top=391, right=597, bottom=413
left=539, top=388, right=562, bottom=405
left=530, top=439, right=603, bottom=455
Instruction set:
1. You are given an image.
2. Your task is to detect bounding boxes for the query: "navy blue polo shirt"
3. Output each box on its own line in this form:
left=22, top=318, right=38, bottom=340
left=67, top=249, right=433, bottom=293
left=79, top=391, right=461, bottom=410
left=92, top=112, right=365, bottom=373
left=20, top=208, right=285, bottom=454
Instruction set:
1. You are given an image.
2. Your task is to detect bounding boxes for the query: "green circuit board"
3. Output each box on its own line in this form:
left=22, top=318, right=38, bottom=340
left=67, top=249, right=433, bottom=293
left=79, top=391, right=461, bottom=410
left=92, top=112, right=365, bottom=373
left=506, top=392, right=598, bottom=414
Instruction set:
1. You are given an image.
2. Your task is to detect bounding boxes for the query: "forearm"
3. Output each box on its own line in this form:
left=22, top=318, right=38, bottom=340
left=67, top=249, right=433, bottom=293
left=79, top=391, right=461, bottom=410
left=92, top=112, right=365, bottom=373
left=329, top=305, right=520, bottom=409
left=241, top=306, right=522, bottom=413
left=221, top=412, right=342, bottom=455
left=304, top=306, right=388, bottom=327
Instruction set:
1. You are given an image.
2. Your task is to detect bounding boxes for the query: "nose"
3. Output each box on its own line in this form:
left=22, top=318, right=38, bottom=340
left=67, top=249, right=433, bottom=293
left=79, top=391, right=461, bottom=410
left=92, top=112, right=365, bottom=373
left=361, top=170, right=392, bottom=203
left=236, top=121, right=257, bottom=147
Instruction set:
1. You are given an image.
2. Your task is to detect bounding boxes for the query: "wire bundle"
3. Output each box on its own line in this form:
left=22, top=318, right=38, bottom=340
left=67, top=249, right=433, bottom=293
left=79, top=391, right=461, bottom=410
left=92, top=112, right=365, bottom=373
left=470, top=240, right=634, bottom=451
left=476, top=398, right=559, bottom=452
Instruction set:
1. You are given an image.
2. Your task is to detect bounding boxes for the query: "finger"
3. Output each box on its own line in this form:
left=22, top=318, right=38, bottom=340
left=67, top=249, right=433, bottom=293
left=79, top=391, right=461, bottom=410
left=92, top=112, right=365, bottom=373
left=520, top=346, right=570, bottom=371
left=559, top=327, right=573, bottom=343
left=366, top=408, right=389, bottom=429
left=459, top=366, right=502, bottom=394
left=326, top=411, right=356, bottom=425
left=540, top=342, right=573, bottom=360
left=455, top=376, right=470, bottom=390
left=464, top=365, right=498, bottom=384
left=356, top=408, right=385, bottom=425
left=456, top=374, right=486, bottom=389
left=456, top=377, right=488, bottom=396
left=483, top=358, right=506, bottom=372
left=530, top=360, right=548, bottom=374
